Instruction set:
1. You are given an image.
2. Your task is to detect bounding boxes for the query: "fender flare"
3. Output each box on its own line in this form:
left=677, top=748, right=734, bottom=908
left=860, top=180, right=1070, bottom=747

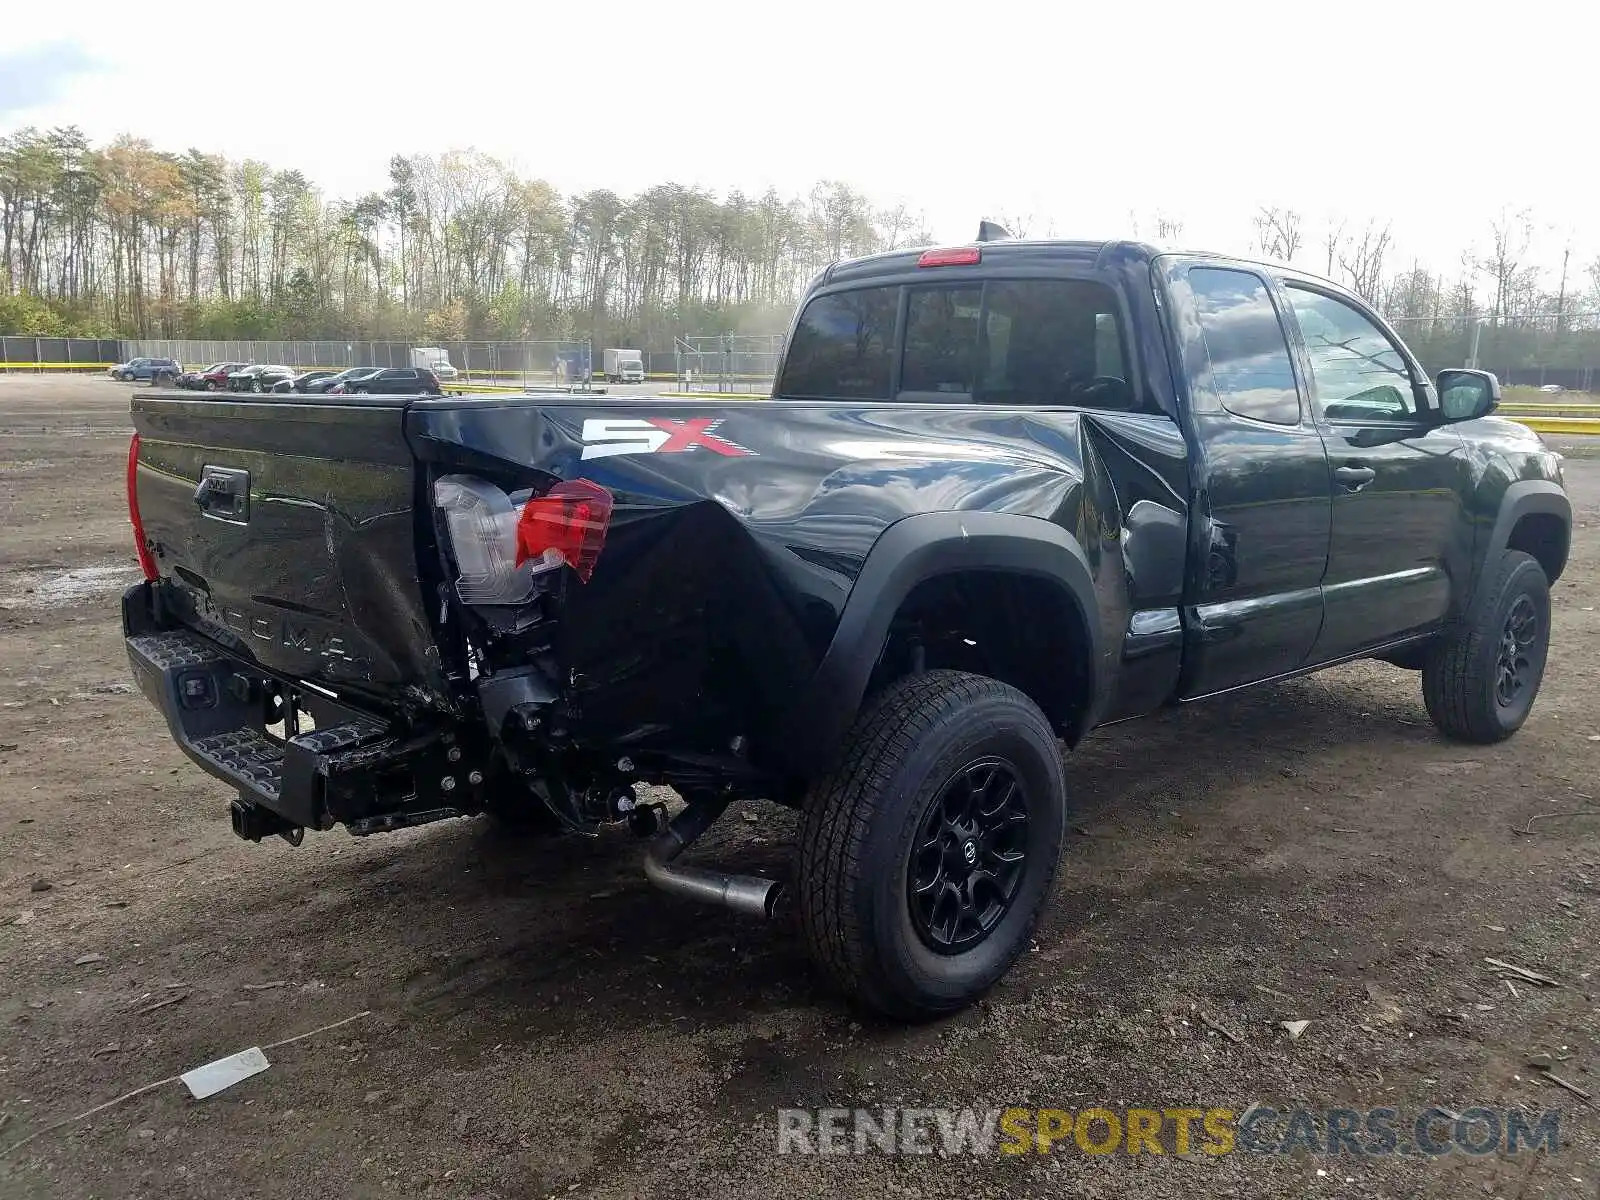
left=1471, top=480, right=1570, bottom=617
left=775, top=511, right=1102, bottom=778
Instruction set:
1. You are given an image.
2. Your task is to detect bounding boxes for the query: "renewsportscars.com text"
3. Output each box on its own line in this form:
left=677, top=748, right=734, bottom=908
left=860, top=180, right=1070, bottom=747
left=776, top=1105, right=1561, bottom=1158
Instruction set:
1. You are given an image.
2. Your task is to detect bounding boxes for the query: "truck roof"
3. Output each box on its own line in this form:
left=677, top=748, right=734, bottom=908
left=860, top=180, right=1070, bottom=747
left=819, top=237, right=1340, bottom=293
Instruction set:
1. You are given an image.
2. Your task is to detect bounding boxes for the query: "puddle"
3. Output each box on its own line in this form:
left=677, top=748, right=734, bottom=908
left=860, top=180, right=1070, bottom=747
left=0, top=564, right=141, bottom=609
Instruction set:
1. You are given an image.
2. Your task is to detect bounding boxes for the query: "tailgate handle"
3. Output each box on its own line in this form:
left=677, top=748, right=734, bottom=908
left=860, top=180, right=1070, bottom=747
left=195, top=466, right=250, bottom=522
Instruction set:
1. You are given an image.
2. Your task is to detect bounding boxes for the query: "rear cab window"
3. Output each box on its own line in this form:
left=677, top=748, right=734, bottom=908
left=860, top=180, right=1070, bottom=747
left=777, top=289, right=897, bottom=399
left=1186, top=267, right=1301, bottom=425
left=777, top=276, right=1134, bottom=410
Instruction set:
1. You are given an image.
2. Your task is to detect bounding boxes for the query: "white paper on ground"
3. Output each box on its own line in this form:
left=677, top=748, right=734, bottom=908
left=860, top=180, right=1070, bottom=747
left=180, top=1046, right=270, bottom=1099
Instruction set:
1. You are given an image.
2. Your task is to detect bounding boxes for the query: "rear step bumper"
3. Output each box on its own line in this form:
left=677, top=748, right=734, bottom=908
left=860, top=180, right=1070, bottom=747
left=123, top=584, right=473, bottom=840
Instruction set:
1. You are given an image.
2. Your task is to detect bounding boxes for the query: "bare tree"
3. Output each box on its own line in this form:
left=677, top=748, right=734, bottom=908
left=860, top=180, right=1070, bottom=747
left=1252, top=207, right=1303, bottom=262
left=986, top=211, right=1032, bottom=239
left=1322, top=216, right=1347, bottom=279
left=1126, top=209, right=1183, bottom=242
left=876, top=203, right=914, bottom=250
left=1337, top=220, right=1393, bottom=306
left=1479, top=207, right=1533, bottom=326
left=1552, top=234, right=1573, bottom=334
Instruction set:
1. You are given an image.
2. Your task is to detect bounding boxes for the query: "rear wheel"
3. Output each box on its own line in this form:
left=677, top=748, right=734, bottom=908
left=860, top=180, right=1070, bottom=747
left=1423, top=550, right=1550, bottom=743
left=798, top=670, right=1066, bottom=1018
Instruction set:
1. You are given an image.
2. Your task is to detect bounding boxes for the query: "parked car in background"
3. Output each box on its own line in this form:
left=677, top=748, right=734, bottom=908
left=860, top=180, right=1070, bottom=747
left=299, top=367, right=381, bottom=395
left=179, top=362, right=248, bottom=390
left=226, top=365, right=295, bottom=392
left=110, top=357, right=181, bottom=383
left=332, top=367, right=442, bottom=395
left=271, top=370, right=338, bottom=393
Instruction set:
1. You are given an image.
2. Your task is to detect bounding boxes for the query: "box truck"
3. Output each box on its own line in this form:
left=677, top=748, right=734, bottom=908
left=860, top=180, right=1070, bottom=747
left=603, top=348, right=645, bottom=384
left=411, top=346, right=459, bottom=381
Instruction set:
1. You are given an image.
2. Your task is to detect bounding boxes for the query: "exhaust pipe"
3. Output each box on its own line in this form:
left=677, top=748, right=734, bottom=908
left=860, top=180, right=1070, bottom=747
left=643, top=800, right=781, bottom=919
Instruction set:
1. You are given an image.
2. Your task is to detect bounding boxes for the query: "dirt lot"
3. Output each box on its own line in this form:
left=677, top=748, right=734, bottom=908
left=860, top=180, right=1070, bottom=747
left=1, top=374, right=1599, bottom=1199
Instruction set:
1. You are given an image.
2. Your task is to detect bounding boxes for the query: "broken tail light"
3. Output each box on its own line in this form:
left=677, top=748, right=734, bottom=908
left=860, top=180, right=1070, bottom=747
left=515, top=479, right=612, bottom=583
left=434, top=475, right=613, bottom=604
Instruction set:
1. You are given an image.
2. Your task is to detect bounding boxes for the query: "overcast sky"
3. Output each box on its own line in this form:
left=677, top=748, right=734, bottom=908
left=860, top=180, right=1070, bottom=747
left=4, top=0, right=1593, bottom=288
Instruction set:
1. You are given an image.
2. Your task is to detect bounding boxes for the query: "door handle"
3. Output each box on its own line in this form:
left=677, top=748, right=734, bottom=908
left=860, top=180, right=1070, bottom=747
left=1334, top=464, right=1376, bottom=492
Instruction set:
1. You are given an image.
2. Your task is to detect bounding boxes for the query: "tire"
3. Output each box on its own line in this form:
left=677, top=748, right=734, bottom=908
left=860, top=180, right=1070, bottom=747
left=797, top=669, right=1066, bottom=1019
left=1423, top=549, right=1550, bottom=744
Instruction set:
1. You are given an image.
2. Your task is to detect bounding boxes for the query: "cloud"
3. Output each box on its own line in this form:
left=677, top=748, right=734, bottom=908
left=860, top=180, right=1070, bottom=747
left=0, top=41, right=102, bottom=117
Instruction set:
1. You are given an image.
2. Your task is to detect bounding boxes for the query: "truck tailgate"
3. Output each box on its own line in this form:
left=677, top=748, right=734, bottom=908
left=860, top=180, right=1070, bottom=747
left=131, top=393, right=445, bottom=704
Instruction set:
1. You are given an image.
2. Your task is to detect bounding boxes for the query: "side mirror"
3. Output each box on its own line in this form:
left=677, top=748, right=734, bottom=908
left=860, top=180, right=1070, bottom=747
left=1436, top=369, right=1501, bottom=422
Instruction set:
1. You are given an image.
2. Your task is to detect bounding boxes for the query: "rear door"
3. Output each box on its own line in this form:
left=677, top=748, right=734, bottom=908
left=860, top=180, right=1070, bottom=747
left=1162, top=261, right=1333, bottom=697
left=132, top=393, right=445, bottom=702
left=1278, top=281, right=1470, bottom=659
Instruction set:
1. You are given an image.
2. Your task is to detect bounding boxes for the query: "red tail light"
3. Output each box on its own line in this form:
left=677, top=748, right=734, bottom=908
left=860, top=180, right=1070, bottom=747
left=918, top=247, right=981, bottom=267
left=126, top=433, right=159, bottom=581
left=515, top=479, right=613, bottom=584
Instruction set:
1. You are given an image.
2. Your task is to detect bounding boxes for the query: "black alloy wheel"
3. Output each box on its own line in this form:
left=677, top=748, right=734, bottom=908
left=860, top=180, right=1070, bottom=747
left=908, top=758, right=1030, bottom=953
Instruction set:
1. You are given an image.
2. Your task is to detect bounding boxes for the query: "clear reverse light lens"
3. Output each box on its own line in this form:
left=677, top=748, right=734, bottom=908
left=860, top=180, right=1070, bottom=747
left=434, top=475, right=539, bottom=605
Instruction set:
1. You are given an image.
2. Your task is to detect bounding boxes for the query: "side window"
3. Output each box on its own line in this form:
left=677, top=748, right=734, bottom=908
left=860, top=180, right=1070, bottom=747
left=1188, top=268, right=1301, bottom=425
left=1286, top=287, right=1416, bottom=422
left=776, top=287, right=897, bottom=399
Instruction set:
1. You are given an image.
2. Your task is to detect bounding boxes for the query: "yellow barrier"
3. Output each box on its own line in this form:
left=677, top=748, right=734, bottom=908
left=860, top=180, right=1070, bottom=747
left=1501, top=404, right=1600, bottom=417
left=1511, top=416, right=1600, bottom=436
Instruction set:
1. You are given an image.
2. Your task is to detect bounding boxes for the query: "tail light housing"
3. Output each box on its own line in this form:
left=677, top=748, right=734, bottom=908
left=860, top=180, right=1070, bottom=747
left=126, top=434, right=159, bottom=581
left=434, top=475, right=612, bottom=604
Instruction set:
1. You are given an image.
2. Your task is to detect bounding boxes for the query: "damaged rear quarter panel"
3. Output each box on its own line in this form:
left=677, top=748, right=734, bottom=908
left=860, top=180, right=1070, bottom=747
left=408, top=398, right=1189, bottom=760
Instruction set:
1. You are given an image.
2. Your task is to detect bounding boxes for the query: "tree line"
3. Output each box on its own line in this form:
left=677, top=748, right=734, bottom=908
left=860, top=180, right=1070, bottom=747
left=2, top=126, right=1598, bottom=369
left=0, top=127, right=921, bottom=347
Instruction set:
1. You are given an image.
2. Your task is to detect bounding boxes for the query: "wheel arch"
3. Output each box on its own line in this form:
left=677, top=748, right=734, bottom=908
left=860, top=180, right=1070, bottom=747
left=1477, top=481, right=1570, bottom=611
left=774, top=512, right=1102, bottom=779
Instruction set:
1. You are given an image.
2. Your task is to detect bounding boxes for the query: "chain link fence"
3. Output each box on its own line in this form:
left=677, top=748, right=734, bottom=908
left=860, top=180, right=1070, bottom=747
left=7, top=318, right=1600, bottom=395
left=0, top=335, right=123, bottom=369
left=672, top=334, right=782, bottom=393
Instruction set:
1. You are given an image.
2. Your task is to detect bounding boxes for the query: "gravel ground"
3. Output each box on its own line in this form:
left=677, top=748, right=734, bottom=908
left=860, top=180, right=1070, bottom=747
left=1, top=374, right=1598, bottom=1199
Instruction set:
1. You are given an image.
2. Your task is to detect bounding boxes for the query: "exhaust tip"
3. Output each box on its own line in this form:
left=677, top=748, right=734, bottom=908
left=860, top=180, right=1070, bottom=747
left=643, top=802, right=782, bottom=920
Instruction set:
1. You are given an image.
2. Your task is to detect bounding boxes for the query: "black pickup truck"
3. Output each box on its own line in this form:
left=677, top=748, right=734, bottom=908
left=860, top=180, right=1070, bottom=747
left=122, top=234, right=1570, bottom=1018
